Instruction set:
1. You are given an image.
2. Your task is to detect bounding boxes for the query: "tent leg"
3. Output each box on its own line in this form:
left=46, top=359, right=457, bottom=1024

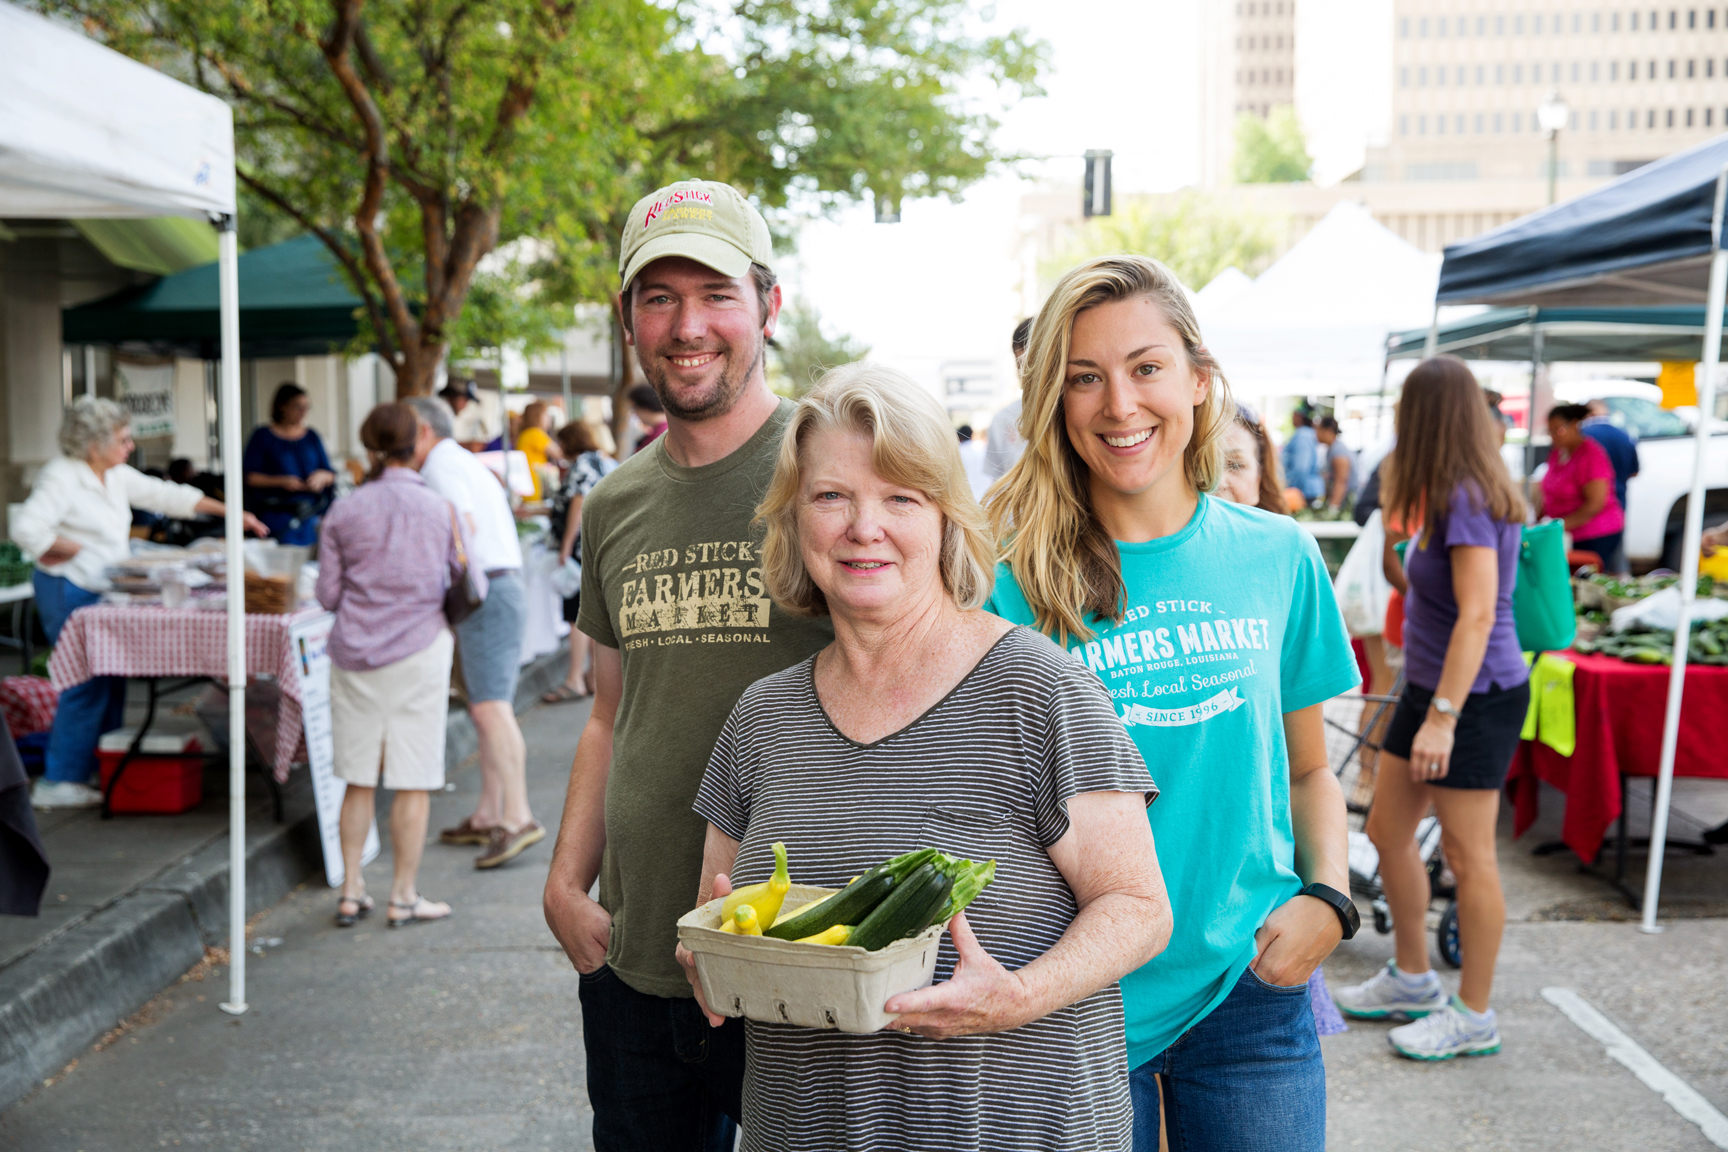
left=1422, top=304, right=1439, bottom=359
left=214, top=218, right=250, bottom=1012
left=1641, top=236, right=1728, bottom=933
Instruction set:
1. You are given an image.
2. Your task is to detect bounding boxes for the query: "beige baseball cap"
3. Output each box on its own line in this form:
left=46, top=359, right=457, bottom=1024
left=618, top=179, right=774, bottom=290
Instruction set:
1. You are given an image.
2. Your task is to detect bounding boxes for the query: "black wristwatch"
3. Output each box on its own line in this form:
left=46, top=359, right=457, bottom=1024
left=1299, top=882, right=1360, bottom=940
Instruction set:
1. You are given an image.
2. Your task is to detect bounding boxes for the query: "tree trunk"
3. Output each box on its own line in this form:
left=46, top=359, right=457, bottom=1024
left=610, top=312, right=634, bottom=452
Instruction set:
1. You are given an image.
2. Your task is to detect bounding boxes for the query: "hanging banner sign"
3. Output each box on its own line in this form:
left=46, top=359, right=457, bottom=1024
left=114, top=362, right=176, bottom=439
left=289, top=612, right=379, bottom=887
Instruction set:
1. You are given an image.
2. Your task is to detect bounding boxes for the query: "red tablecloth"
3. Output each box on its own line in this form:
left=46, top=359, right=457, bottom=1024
left=47, top=605, right=321, bottom=781
left=1509, top=649, right=1728, bottom=861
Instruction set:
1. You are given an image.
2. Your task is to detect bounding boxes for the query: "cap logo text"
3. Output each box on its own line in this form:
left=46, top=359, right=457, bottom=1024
left=643, top=188, right=715, bottom=225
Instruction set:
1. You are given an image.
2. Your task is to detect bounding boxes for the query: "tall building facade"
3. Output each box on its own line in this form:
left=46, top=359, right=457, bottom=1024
left=1387, top=4, right=1728, bottom=183
left=1202, top=0, right=1300, bottom=187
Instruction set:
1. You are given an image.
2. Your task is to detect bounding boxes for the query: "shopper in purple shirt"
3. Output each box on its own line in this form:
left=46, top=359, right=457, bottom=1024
left=316, top=402, right=480, bottom=930
left=1335, top=357, right=1529, bottom=1062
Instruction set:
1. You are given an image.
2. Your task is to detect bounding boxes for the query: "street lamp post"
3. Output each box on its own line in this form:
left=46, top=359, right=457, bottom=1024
left=1537, top=92, right=1571, bottom=205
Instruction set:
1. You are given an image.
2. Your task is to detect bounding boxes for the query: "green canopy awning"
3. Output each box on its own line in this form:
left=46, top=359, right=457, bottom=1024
left=64, top=235, right=366, bottom=357
left=1387, top=306, right=1728, bottom=362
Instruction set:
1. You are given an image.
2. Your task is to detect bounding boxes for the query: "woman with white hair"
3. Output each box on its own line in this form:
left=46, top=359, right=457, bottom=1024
left=984, top=255, right=1359, bottom=1150
left=12, top=397, right=266, bottom=809
left=678, top=363, right=1171, bottom=1151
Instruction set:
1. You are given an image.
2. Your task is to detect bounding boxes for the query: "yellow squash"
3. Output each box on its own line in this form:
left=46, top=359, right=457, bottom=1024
left=731, top=903, right=762, bottom=936
left=794, top=924, right=852, bottom=946
left=721, top=841, right=791, bottom=928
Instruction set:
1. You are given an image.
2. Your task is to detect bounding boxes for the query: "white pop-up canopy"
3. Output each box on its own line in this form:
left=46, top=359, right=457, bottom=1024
left=0, top=1, right=251, bottom=1013
left=1196, top=202, right=1443, bottom=400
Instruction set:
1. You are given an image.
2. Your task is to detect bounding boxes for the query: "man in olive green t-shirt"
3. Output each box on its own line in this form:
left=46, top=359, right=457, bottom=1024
left=544, top=179, right=831, bottom=1150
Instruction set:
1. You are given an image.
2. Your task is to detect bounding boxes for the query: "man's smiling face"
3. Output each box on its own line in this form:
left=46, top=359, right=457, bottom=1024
left=624, top=256, right=779, bottom=423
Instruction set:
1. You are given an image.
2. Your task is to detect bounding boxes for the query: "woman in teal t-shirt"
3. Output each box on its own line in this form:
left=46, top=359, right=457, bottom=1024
left=984, top=255, right=1360, bottom=1152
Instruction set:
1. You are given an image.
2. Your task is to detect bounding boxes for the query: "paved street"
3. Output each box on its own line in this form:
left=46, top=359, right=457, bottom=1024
left=1, top=693, right=1725, bottom=1151
left=0, top=698, right=599, bottom=1152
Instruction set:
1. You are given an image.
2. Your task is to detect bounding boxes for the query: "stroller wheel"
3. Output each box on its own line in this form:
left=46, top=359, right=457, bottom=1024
left=1437, top=900, right=1462, bottom=968
left=1373, top=905, right=1392, bottom=935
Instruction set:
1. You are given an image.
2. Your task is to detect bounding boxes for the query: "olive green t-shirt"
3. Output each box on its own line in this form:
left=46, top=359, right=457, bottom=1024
left=577, top=399, right=832, bottom=997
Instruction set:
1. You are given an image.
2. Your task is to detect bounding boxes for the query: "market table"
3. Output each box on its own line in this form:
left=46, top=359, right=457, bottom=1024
left=48, top=604, right=320, bottom=809
left=1508, top=649, right=1728, bottom=869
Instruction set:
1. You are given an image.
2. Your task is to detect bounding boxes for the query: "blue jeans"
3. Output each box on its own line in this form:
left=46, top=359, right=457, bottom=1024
left=577, top=964, right=744, bottom=1152
left=33, top=571, right=124, bottom=784
left=1132, top=967, right=1326, bottom=1152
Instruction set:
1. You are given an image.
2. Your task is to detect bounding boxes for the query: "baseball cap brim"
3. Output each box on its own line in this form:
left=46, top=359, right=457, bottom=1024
left=620, top=231, right=753, bottom=292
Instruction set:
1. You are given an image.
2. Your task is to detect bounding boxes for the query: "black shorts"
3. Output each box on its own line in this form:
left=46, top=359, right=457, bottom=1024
left=561, top=590, right=581, bottom=625
left=1383, top=679, right=1530, bottom=790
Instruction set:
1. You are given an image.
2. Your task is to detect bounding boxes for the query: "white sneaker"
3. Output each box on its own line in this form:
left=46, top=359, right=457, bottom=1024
left=1388, top=997, right=1501, bottom=1060
left=31, top=779, right=103, bottom=809
left=1333, top=961, right=1448, bottom=1021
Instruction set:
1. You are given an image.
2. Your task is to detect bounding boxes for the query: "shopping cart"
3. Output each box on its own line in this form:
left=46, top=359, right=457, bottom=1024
left=1323, top=683, right=1462, bottom=968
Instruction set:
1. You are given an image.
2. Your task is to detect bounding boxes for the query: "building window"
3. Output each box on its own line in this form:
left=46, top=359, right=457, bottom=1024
left=1399, top=16, right=1409, bottom=37
left=1651, top=59, right=1659, bottom=78
left=1575, top=12, right=1583, bottom=31
left=1595, top=12, right=1603, bottom=31
left=1712, top=10, right=1719, bottom=28
left=1591, top=109, right=1600, bottom=130
left=1419, top=115, right=1428, bottom=134
left=1437, top=15, right=1447, bottom=36
left=1709, top=108, right=1715, bottom=126
left=1495, top=112, right=1504, bottom=132
left=1592, top=61, right=1600, bottom=82
left=1438, top=65, right=1447, bottom=86
left=1514, top=63, right=1523, bottom=83
left=1690, top=59, right=1697, bottom=77
left=1400, top=114, right=1410, bottom=135
left=1420, top=66, right=1428, bottom=85
left=1515, top=14, right=1524, bottom=33
left=1498, top=63, right=1506, bottom=83
left=1477, top=64, right=1485, bottom=84
left=1669, top=108, right=1676, bottom=126
left=1650, top=109, right=1658, bottom=127
left=1631, top=11, right=1639, bottom=30
left=1688, top=107, right=1696, bottom=126
left=1690, top=9, right=1698, bottom=28
left=1613, top=12, right=1621, bottom=30
left=1457, top=65, right=1466, bottom=84
left=1612, top=61, right=1619, bottom=80
left=1712, top=59, right=1718, bottom=77
left=1419, top=16, right=1428, bottom=35
left=1611, top=109, right=1620, bottom=129
left=1476, top=112, right=1485, bottom=132
left=1478, top=15, right=1486, bottom=34
left=1437, top=115, right=1446, bottom=135
left=1457, top=113, right=1467, bottom=133
left=1513, top=111, right=1522, bottom=131
left=1497, top=15, right=1506, bottom=33
left=1400, top=66, right=1409, bottom=87
left=1671, top=9, right=1679, bottom=29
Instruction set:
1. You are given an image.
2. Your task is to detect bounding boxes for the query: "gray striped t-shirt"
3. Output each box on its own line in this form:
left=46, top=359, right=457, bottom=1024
left=694, top=626, right=1157, bottom=1152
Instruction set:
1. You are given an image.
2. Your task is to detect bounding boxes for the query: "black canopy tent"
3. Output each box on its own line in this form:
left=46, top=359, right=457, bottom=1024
left=1430, top=131, right=1728, bottom=929
left=1388, top=305, right=1728, bottom=364
left=64, top=235, right=364, bottom=358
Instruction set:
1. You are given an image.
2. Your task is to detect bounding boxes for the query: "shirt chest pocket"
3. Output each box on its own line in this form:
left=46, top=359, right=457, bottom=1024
left=916, top=803, right=1016, bottom=865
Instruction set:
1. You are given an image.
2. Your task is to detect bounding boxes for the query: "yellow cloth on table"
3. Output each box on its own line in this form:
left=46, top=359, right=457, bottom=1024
left=1519, top=652, right=1577, bottom=756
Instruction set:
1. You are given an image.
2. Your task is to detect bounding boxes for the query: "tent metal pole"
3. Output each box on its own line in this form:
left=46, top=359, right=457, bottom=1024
left=1422, top=304, right=1440, bottom=358
left=1525, top=324, right=1544, bottom=498
left=1640, top=164, right=1728, bottom=934
left=214, top=218, right=249, bottom=1012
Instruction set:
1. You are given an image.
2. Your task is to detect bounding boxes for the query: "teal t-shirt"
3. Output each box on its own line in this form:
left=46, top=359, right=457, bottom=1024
left=986, top=495, right=1359, bottom=1068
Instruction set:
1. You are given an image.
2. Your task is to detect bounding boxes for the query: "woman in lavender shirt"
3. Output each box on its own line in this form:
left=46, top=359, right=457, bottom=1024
left=1335, top=358, right=1528, bottom=1061
left=316, top=403, right=481, bottom=929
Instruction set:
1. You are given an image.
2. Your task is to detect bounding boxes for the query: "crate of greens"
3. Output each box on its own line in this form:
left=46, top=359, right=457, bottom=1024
left=676, top=845, right=995, bottom=1034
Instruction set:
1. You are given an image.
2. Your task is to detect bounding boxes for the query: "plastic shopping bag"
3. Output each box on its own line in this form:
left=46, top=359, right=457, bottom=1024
left=1335, top=510, right=1391, bottom=637
left=550, top=556, right=582, bottom=599
left=1512, top=520, right=1576, bottom=653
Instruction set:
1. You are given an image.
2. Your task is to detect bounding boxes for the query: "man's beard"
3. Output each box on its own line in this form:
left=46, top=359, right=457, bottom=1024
left=641, top=335, right=765, bottom=422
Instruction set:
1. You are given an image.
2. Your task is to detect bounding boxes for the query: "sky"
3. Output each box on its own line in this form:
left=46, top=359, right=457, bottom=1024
left=779, top=0, right=1395, bottom=419
left=780, top=0, right=1204, bottom=417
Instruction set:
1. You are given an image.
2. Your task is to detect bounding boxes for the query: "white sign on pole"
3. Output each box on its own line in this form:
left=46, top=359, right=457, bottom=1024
left=114, top=361, right=176, bottom=439
left=289, top=612, right=379, bottom=887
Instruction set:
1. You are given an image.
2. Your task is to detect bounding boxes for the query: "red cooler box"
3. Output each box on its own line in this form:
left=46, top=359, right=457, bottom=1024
left=96, top=723, right=207, bottom=814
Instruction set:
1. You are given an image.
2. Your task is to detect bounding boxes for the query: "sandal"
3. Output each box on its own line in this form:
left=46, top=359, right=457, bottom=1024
left=334, top=894, right=374, bottom=928
left=387, top=896, right=452, bottom=928
left=541, top=682, right=590, bottom=704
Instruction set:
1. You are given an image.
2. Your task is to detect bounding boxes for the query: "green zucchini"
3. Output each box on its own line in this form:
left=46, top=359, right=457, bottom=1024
left=849, top=863, right=942, bottom=951
left=764, top=870, right=897, bottom=941
left=904, top=870, right=955, bottom=939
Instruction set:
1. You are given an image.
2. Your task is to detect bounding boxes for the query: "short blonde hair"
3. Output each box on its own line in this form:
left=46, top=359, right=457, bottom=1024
left=59, top=396, right=130, bottom=460
left=758, top=362, right=995, bottom=616
left=987, top=254, right=1233, bottom=643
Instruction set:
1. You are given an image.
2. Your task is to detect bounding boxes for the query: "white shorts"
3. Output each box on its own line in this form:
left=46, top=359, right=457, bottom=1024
left=330, top=629, right=453, bottom=791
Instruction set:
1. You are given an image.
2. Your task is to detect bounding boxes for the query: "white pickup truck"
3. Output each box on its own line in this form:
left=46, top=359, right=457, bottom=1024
left=1535, top=380, right=1728, bottom=570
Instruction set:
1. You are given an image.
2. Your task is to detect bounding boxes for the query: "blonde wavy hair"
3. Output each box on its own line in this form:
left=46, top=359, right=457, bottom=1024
left=757, top=362, right=996, bottom=616
left=987, top=254, right=1232, bottom=643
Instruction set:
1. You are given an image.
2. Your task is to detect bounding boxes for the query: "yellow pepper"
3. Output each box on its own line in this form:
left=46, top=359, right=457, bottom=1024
left=794, top=924, right=852, bottom=946
left=721, top=841, right=791, bottom=928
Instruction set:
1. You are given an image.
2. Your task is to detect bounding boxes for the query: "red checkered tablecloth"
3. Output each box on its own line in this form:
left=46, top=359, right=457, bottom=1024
left=48, top=604, right=324, bottom=781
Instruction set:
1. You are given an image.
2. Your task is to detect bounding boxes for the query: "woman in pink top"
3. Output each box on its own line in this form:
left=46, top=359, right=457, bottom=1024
left=316, top=402, right=478, bottom=930
left=1538, top=403, right=1625, bottom=572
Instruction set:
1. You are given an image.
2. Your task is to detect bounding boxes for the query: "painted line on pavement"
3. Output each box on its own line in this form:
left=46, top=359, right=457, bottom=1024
left=1542, top=986, right=1728, bottom=1149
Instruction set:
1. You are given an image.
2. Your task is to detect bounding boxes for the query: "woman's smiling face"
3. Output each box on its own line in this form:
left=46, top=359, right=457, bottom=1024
left=1061, top=296, right=1210, bottom=502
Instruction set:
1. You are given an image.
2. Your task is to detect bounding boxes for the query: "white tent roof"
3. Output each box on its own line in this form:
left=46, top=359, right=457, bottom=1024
left=0, top=2, right=234, bottom=219
left=1196, top=201, right=1441, bottom=399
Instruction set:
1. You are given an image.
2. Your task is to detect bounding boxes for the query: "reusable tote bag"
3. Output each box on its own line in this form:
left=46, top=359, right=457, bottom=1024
left=1336, top=510, right=1392, bottom=637
left=1512, top=519, right=1576, bottom=653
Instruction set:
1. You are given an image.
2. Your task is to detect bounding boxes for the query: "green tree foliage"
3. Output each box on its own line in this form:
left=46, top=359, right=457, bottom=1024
left=1232, top=105, right=1313, bottom=184
left=769, top=300, right=870, bottom=396
left=1043, top=192, right=1284, bottom=294
left=39, top=0, right=1042, bottom=393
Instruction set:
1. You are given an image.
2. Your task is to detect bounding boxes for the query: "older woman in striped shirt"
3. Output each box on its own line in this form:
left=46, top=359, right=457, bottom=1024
left=678, top=364, right=1171, bottom=1152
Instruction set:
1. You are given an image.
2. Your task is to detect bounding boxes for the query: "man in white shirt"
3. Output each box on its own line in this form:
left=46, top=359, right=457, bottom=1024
left=407, top=397, right=543, bottom=869
left=983, top=319, right=1033, bottom=482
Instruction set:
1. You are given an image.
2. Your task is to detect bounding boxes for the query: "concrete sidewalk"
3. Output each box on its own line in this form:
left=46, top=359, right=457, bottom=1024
left=0, top=647, right=568, bottom=1113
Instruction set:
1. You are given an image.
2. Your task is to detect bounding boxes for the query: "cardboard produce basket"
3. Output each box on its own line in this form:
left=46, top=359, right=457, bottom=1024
left=676, top=884, right=945, bottom=1034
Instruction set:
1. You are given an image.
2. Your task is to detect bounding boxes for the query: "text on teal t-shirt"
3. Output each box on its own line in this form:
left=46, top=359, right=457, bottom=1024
left=986, top=495, right=1359, bottom=1068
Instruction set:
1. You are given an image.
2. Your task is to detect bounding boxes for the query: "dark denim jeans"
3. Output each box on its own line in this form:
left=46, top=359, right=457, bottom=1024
left=578, top=964, right=744, bottom=1152
left=33, top=571, right=124, bottom=784
left=1131, top=966, right=1326, bottom=1152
